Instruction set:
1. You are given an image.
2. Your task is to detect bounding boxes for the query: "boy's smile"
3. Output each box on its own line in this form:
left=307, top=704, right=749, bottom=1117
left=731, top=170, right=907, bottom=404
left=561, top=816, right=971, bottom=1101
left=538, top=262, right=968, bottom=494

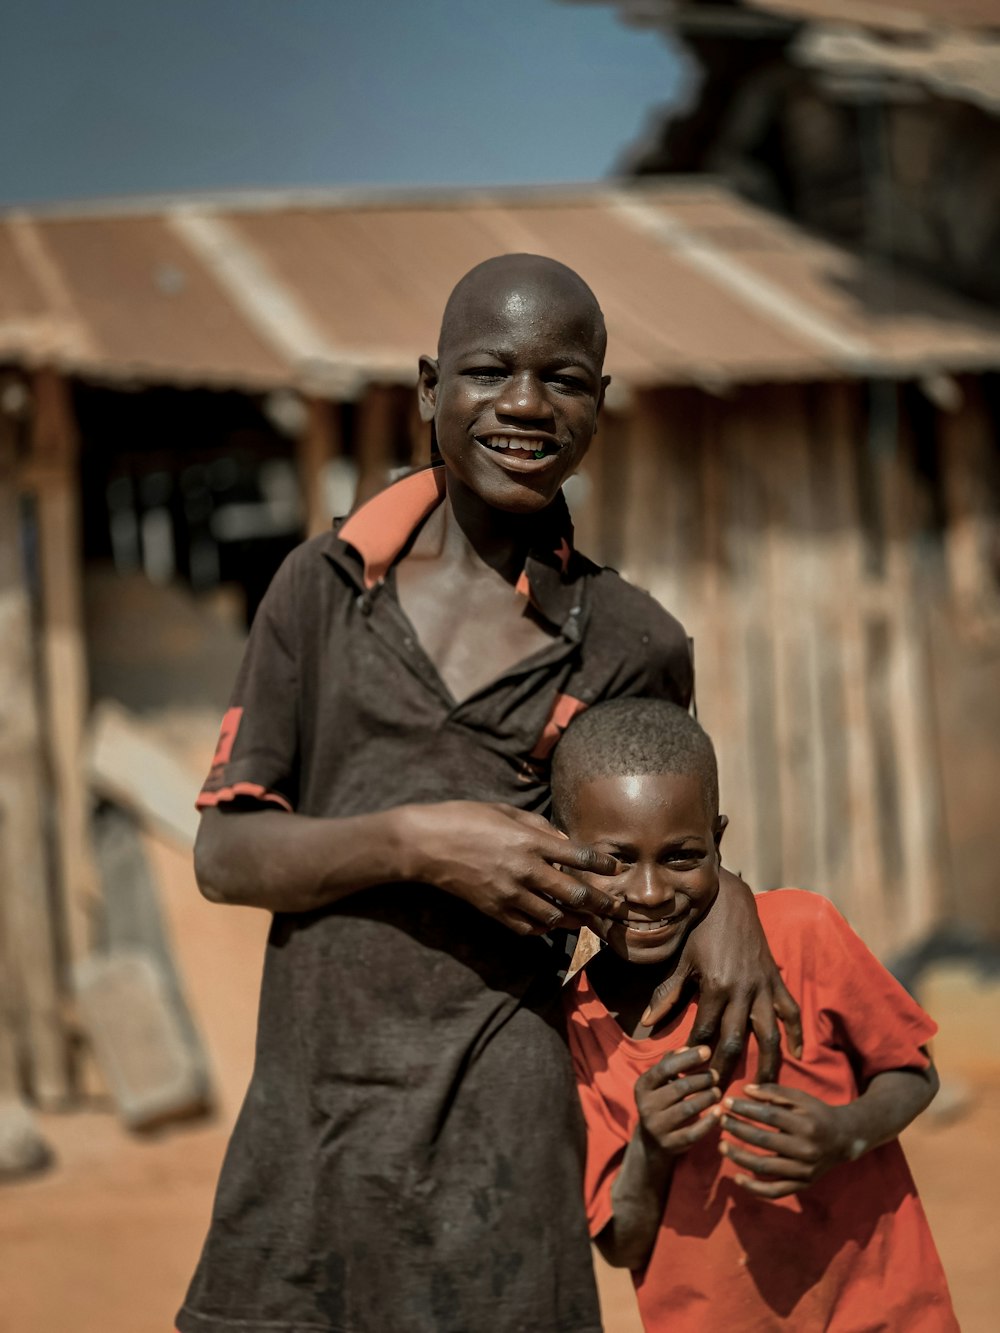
left=568, top=771, right=726, bottom=966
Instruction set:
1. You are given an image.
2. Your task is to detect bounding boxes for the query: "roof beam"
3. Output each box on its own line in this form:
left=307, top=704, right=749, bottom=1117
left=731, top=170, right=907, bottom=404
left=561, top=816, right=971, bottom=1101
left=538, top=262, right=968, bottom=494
left=611, top=193, right=874, bottom=371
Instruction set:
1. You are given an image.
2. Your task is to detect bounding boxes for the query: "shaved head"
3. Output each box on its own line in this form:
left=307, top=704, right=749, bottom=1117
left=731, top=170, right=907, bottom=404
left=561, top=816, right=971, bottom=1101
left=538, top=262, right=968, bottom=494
left=439, top=254, right=607, bottom=365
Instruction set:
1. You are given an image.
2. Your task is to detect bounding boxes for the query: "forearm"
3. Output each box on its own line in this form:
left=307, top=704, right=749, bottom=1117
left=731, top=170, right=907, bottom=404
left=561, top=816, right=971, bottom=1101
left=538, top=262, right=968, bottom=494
left=597, top=1130, right=675, bottom=1271
left=836, top=1062, right=939, bottom=1160
left=194, top=805, right=421, bottom=912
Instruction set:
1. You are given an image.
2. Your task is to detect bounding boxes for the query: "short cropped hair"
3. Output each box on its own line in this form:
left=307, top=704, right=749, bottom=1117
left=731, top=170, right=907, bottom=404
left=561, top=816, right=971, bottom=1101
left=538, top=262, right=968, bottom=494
left=551, top=698, right=718, bottom=828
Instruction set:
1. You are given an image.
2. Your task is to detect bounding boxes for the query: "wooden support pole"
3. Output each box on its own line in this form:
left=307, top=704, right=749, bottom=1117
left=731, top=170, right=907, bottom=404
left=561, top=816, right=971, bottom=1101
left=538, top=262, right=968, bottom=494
left=297, top=397, right=342, bottom=538
left=29, top=371, right=101, bottom=1007
left=353, top=385, right=398, bottom=510
left=0, top=402, right=69, bottom=1105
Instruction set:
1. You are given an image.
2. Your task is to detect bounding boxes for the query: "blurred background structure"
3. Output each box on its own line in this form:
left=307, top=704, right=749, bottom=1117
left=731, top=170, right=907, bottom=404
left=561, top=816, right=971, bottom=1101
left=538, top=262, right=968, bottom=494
left=1, top=3, right=999, bottom=1331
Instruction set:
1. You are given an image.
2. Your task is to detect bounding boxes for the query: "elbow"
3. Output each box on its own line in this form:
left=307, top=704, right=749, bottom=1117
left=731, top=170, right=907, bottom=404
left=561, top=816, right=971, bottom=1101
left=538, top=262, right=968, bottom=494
left=596, top=1227, right=651, bottom=1273
left=923, top=1060, right=941, bottom=1108
left=194, top=816, right=236, bottom=904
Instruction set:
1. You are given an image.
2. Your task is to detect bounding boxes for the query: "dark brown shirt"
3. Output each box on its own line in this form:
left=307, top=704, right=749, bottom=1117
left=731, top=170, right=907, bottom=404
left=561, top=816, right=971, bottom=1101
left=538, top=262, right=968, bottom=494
left=177, top=466, right=692, bottom=1333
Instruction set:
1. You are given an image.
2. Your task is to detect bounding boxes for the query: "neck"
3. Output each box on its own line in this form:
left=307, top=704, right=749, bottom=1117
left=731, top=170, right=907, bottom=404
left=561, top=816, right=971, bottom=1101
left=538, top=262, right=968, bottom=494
left=590, top=950, right=682, bottom=1039
left=418, top=473, right=555, bottom=584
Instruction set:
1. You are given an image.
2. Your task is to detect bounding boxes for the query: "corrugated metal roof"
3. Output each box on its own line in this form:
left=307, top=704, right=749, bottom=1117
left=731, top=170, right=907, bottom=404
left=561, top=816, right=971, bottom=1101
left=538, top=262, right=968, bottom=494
left=3, top=182, right=1000, bottom=396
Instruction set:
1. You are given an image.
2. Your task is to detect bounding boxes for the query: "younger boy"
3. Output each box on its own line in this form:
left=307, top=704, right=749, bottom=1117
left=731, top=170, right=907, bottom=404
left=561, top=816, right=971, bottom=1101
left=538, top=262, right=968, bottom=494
left=554, top=698, right=957, bottom=1331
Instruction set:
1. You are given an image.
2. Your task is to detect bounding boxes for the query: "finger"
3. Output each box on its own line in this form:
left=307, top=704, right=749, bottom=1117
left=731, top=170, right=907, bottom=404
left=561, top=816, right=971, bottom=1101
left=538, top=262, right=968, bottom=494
left=720, top=1143, right=813, bottom=1180
left=722, top=1096, right=802, bottom=1133
left=733, top=1175, right=806, bottom=1199
left=649, top=1087, right=722, bottom=1133
left=501, top=905, right=557, bottom=936
left=772, top=974, right=804, bottom=1059
left=742, top=1083, right=808, bottom=1109
left=749, top=990, right=783, bottom=1085
left=663, top=1103, right=723, bottom=1149
left=644, top=1046, right=713, bottom=1087
left=641, top=967, right=693, bottom=1029
left=719, top=1116, right=795, bottom=1152
left=686, top=992, right=726, bottom=1055
left=704, top=997, right=752, bottom=1085
left=546, top=840, right=623, bottom=880
left=535, top=865, right=625, bottom=920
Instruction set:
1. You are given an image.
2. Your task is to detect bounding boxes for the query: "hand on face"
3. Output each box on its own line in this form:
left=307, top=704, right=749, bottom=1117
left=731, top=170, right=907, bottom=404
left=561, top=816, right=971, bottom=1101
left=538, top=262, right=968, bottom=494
left=718, top=1084, right=854, bottom=1198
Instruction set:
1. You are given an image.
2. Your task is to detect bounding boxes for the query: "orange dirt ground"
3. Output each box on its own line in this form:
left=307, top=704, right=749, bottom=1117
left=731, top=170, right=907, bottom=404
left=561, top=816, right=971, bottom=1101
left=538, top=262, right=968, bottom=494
left=2, top=829, right=997, bottom=1333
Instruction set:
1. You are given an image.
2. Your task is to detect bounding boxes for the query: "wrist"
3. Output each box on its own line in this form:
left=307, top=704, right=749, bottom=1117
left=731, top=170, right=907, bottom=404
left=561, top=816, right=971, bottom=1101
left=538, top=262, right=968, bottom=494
left=828, top=1102, right=871, bottom=1163
left=382, top=804, right=430, bottom=883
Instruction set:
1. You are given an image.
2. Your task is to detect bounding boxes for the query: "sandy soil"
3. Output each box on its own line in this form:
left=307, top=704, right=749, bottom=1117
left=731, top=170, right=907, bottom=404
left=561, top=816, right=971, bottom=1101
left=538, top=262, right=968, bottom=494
left=2, top=828, right=996, bottom=1333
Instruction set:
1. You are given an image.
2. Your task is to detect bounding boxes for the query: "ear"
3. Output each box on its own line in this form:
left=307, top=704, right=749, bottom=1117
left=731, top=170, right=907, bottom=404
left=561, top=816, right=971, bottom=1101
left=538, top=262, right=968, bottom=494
left=418, top=355, right=439, bottom=423
left=713, top=814, right=728, bottom=852
left=597, top=374, right=611, bottom=414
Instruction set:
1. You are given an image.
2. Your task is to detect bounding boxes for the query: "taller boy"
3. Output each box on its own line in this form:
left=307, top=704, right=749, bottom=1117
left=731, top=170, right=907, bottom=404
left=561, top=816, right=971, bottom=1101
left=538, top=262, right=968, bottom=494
left=177, top=255, right=799, bottom=1333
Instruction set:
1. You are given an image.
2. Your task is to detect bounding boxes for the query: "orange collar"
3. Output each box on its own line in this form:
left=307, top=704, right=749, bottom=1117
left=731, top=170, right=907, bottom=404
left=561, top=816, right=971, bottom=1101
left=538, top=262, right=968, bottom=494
left=339, top=466, right=447, bottom=589
left=336, top=463, right=580, bottom=629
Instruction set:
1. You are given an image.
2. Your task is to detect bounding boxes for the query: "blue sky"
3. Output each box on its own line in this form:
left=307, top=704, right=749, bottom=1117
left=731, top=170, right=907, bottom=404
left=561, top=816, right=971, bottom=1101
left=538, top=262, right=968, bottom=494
left=0, top=0, right=686, bottom=207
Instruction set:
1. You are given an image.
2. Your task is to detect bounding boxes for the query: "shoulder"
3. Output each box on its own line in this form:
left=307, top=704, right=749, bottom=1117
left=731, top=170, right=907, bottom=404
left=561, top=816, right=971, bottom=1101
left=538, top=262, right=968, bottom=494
left=582, top=563, right=692, bottom=706
left=755, top=888, right=856, bottom=970
left=266, top=528, right=354, bottom=601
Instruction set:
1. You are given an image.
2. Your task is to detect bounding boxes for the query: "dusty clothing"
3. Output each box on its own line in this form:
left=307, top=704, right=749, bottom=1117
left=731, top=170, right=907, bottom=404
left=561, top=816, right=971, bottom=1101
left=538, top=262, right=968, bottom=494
left=177, top=465, right=693, bottom=1333
left=567, top=890, right=958, bottom=1333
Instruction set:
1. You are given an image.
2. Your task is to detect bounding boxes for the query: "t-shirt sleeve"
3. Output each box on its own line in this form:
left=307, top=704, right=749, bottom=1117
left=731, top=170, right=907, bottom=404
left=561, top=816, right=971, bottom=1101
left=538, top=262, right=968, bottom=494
left=197, top=553, right=300, bottom=813
left=808, top=894, right=937, bottom=1081
left=565, top=990, right=635, bottom=1238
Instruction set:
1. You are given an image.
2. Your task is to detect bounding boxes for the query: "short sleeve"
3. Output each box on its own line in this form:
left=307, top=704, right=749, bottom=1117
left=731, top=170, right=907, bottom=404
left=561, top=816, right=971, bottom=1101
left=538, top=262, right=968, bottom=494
left=809, top=895, right=937, bottom=1081
left=197, top=553, right=300, bottom=813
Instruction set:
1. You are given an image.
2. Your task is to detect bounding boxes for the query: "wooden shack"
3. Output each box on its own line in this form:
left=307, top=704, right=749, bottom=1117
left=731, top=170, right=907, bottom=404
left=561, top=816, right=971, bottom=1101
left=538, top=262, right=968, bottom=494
left=1, top=181, right=998, bottom=1109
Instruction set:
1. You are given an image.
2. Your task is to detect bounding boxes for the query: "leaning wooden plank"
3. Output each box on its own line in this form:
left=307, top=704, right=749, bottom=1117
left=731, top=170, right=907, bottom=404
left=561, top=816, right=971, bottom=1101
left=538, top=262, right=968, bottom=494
left=86, top=701, right=201, bottom=849
left=74, top=951, right=209, bottom=1130
left=92, top=803, right=212, bottom=1097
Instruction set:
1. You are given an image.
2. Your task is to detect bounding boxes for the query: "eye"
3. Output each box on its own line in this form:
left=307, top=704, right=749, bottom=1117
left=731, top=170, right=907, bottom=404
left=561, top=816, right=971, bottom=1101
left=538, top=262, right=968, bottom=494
left=463, top=367, right=507, bottom=383
left=659, top=850, right=705, bottom=870
left=548, top=373, right=588, bottom=393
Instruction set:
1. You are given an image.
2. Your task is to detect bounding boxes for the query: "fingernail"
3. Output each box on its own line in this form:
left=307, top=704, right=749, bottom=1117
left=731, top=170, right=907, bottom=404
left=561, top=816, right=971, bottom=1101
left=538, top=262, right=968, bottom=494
left=719, top=1142, right=729, bottom=1155
left=743, top=1083, right=758, bottom=1092
left=723, top=1097, right=735, bottom=1108
left=710, top=1070, right=720, bottom=1084
left=697, top=1046, right=711, bottom=1059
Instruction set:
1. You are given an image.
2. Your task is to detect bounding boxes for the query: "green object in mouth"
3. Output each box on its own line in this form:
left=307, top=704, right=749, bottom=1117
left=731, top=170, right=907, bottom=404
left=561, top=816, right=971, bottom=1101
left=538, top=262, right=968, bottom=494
left=534, top=449, right=545, bottom=460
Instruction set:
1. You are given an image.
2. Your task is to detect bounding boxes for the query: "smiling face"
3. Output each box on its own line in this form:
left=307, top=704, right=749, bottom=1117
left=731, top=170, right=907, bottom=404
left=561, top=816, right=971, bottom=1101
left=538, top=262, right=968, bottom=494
left=418, top=255, right=609, bottom=514
left=567, top=770, right=727, bottom=966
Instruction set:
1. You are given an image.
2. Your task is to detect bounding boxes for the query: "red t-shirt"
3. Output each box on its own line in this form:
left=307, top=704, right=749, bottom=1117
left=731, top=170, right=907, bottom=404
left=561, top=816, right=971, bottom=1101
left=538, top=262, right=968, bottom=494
left=566, top=889, right=958, bottom=1331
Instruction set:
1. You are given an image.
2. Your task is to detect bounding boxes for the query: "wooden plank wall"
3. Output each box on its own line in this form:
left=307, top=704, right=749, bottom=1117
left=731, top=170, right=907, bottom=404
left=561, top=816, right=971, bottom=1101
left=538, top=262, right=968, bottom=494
left=578, top=382, right=953, bottom=957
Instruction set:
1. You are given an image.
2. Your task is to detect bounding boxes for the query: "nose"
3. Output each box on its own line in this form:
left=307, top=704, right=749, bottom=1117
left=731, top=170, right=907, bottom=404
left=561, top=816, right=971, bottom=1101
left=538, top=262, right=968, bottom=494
left=624, top=864, right=677, bottom=913
left=495, top=371, right=554, bottom=423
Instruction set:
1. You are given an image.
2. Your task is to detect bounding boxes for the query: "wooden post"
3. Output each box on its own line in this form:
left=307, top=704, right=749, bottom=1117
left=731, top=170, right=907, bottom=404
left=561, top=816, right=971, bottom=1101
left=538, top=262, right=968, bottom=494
left=0, top=397, right=69, bottom=1105
left=28, top=371, right=101, bottom=1016
left=353, top=385, right=398, bottom=510
left=297, top=397, right=342, bottom=538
